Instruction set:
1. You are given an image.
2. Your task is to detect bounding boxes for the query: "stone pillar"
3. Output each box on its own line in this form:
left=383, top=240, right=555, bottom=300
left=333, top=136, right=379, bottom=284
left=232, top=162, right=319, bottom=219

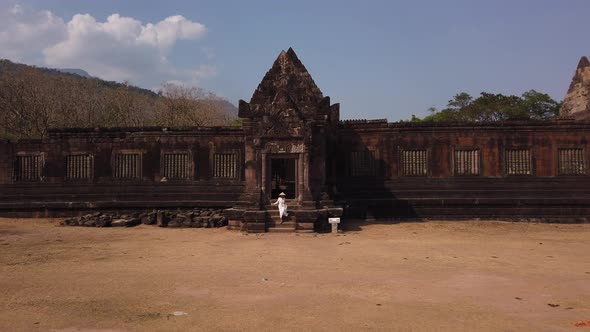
left=243, top=139, right=257, bottom=191
left=234, top=135, right=261, bottom=209
left=261, top=152, right=267, bottom=199
left=300, top=148, right=315, bottom=208
left=247, top=145, right=257, bottom=190
left=298, top=153, right=304, bottom=203
left=304, top=150, right=309, bottom=188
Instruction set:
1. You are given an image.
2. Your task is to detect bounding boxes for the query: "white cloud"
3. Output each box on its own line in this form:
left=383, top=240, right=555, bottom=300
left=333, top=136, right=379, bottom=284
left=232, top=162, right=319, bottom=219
left=0, top=4, right=213, bottom=88
left=0, top=4, right=66, bottom=62
left=138, top=15, right=206, bottom=50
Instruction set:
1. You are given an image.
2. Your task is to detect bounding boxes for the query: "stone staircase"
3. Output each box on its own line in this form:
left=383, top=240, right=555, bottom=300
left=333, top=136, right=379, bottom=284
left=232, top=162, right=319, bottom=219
left=265, top=201, right=299, bottom=233
left=267, top=215, right=296, bottom=233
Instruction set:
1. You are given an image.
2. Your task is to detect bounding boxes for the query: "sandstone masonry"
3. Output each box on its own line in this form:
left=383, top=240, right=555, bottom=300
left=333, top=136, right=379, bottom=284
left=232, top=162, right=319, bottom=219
left=561, top=56, right=590, bottom=119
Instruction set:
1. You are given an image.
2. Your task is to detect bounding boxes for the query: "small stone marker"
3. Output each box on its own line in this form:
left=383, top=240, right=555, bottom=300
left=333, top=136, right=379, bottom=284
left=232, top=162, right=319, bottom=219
left=329, top=217, right=340, bottom=234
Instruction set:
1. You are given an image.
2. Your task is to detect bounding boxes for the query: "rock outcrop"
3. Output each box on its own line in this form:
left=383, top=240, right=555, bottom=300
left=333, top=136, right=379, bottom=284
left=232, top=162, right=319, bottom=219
left=561, top=56, right=590, bottom=119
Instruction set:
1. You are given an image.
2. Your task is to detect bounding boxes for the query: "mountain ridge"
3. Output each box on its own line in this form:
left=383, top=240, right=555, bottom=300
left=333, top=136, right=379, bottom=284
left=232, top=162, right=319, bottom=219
left=55, top=68, right=92, bottom=78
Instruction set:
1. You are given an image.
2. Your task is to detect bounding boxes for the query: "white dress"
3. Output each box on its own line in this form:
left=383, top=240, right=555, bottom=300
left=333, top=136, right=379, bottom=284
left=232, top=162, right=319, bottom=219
left=273, top=197, right=288, bottom=218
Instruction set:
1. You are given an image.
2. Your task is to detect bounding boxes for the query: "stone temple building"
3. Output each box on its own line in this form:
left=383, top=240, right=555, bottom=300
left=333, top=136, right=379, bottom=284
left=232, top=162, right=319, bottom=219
left=1, top=48, right=590, bottom=232
left=561, top=56, right=590, bottom=120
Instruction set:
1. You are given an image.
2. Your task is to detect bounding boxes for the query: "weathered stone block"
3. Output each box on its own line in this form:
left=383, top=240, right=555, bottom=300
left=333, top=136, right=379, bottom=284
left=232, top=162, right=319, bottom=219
left=243, top=210, right=267, bottom=223
left=247, top=222, right=266, bottom=233
left=156, top=211, right=168, bottom=227
left=95, top=217, right=111, bottom=227
left=224, top=208, right=245, bottom=220
left=328, top=208, right=344, bottom=218
left=201, top=218, right=211, bottom=228
left=112, top=219, right=127, bottom=227
left=127, top=218, right=141, bottom=227
left=294, top=210, right=319, bottom=223
left=83, top=219, right=96, bottom=227
left=141, top=213, right=156, bottom=225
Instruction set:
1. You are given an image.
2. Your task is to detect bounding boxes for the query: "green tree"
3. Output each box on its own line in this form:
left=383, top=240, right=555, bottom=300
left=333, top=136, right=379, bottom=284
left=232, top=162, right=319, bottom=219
left=447, top=92, right=473, bottom=109
left=416, top=90, right=560, bottom=123
left=467, top=92, right=526, bottom=122
left=520, top=90, right=561, bottom=120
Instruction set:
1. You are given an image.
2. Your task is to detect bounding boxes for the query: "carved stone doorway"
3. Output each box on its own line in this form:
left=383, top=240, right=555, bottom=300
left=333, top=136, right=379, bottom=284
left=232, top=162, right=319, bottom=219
left=268, top=155, right=297, bottom=200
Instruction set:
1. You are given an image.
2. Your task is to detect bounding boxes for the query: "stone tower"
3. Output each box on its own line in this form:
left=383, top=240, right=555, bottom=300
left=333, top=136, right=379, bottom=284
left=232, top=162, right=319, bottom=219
left=561, top=56, right=590, bottom=119
left=225, top=48, right=343, bottom=232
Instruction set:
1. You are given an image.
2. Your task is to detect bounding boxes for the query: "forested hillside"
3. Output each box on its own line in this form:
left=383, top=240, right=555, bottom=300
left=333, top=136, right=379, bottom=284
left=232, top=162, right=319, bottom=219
left=0, top=60, right=237, bottom=140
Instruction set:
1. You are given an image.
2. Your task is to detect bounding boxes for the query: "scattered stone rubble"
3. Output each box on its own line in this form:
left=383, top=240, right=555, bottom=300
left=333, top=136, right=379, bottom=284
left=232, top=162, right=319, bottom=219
left=63, top=208, right=228, bottom=228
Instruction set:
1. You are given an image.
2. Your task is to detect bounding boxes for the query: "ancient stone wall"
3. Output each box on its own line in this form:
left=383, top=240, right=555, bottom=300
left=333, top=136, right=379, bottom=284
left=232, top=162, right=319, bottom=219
left=2, top=121, right=590, bottom=222
left=337, top=120, right=590, bottom=178
left=333, top=119, right=590, bottom=221
left=0, top=127, right=246, bottom=216
left=0, top=140, right=12, bottom=184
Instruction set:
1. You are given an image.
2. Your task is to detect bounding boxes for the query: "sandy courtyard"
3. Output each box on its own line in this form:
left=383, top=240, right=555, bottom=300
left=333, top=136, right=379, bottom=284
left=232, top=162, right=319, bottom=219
left=0, top=218, right=589, bottom=332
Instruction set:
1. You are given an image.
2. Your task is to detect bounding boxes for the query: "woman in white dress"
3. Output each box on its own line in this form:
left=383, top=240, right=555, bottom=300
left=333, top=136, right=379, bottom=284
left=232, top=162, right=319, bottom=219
left=273, top=192, right=288, bottom=221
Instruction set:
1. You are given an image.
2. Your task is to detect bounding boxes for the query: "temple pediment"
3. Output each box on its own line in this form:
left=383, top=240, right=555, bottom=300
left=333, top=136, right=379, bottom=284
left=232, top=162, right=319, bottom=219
left=239, top=48, right=340, bottom=141
left=239, top=48, right=336, bottom=122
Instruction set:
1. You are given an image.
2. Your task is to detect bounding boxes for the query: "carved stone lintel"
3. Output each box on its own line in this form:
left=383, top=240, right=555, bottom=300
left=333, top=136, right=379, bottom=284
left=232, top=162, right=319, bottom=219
left=264, top=141, right=305, bottom=154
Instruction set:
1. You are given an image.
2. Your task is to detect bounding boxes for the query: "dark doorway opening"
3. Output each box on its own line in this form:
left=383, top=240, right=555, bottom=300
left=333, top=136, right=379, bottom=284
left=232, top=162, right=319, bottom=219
left=270, top=158, right=296, bottom=199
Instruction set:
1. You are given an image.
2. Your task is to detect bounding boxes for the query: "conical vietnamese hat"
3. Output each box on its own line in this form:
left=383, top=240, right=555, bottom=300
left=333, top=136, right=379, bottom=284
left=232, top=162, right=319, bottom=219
left=278, top=192, right=286, bottom=197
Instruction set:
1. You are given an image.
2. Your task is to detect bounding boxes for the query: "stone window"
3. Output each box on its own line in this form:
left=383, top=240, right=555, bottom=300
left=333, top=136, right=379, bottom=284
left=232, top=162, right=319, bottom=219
left=349, top=151, right=377, bottom=177
left=505, top=148, right=531, bottom=175
left=558, top=148, right=585, bottom=175
left=14, top=153, right=44, bottom=181
left=213, top=152, right=239, bottom=179
left=161, top=152, right=192, bottom=180
left=400, top=149, right=428, bottom=176
left=454, top=149, right=480, bottom=176
left=66, top=154, right=93, bottom=180
left=113, top=152, right=142, bottom=179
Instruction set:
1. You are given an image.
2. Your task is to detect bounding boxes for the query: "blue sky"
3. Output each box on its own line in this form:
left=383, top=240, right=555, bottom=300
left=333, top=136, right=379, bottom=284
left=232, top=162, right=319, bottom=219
left=1, top=0, right=589, bottom=121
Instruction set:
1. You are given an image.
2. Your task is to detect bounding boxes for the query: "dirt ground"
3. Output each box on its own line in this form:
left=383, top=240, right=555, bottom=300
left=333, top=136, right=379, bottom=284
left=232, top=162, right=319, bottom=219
left=0, top=218, right=589, bottom=332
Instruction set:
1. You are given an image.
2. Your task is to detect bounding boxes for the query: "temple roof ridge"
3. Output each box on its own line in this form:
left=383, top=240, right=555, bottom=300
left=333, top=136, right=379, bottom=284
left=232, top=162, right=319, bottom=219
left=560, top=55, right=590, bottom=117
left=248, top=47, right=323, bottom=106
left=578, top=56, right=590, bottom=70
left=238, top=48, right=339, bottom=123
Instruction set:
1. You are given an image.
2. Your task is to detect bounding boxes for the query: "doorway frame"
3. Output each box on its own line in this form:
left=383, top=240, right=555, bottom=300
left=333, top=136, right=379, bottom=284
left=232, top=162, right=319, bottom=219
left=265, top=153, right=300, bottom=202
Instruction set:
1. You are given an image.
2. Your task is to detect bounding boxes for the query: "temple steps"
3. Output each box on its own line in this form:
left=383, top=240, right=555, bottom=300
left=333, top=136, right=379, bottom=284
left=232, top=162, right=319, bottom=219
left=266, top=213, right=296, bottom=232
left=264, top=205, right=302, bottom=211
left=267, top=228, right=295, bottom=233
left=267, top=221, right=296, bottom=233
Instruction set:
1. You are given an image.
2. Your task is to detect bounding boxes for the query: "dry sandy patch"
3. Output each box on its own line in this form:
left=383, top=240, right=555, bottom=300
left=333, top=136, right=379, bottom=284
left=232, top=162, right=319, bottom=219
left=0, top=218, right=589, bottom=331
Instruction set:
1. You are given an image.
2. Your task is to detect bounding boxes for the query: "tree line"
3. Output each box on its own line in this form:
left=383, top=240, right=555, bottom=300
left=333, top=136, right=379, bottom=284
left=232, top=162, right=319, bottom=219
left=410, top=90, right=561, bottom=123
left=0, top=60, right=236, bottom=140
